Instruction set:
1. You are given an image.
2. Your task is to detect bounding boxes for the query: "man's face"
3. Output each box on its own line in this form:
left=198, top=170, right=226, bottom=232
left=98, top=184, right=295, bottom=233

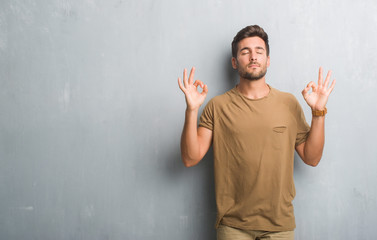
left=232, top=36, right=270, bottom=81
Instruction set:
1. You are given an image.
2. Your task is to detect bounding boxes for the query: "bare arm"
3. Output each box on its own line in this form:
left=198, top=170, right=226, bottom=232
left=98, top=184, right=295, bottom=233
left=178, top=67, right=213, bottom=167
left=295, top=116, right=325, bottom=166
left=295, top=67, right=336, bottom=166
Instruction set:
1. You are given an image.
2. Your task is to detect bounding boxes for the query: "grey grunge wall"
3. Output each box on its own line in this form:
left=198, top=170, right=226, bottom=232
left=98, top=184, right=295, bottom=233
left=1, top=0, right=376, bottom=239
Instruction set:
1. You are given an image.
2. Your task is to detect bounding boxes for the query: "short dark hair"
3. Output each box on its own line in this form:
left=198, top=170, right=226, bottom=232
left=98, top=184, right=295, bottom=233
left=231, top=25, right=270, bottom=58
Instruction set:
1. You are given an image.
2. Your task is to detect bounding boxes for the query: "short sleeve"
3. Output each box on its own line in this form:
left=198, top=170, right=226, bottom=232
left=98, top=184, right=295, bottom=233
left=199, top=99, right=214, bottom=131
left=294, top=99, right=310, bottom=146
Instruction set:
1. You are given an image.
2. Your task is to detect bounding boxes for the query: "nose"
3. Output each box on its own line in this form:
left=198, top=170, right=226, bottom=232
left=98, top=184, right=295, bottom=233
left=249, top=52, right=257, bottom=61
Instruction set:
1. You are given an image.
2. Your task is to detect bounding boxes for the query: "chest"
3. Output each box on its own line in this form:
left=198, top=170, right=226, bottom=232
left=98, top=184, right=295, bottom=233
left=215, top=101, right=297, bottom=139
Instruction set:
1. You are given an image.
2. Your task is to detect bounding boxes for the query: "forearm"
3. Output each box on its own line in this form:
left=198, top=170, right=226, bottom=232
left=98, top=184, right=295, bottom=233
left=180, top=109, right=201, bottom=167
left=299, top=66, right=335, bottom=166
left=303, top=116, right=325, bottom=166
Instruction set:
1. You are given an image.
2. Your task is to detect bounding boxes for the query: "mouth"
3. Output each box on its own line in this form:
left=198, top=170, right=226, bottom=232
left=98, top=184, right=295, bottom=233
left=248, top=63, right=260, bottom=68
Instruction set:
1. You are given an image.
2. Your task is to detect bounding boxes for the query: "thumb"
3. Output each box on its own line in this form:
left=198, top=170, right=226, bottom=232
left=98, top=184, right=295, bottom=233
left=201, top=84, right=208, bottom=96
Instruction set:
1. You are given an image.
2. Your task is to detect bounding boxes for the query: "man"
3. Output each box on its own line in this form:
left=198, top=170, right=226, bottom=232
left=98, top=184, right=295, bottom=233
left=177, top=25, right=335, bottom=240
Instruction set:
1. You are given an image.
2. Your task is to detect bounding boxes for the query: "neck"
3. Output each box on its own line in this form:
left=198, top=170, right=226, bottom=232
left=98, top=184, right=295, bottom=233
left=236, top=77, right=270, bottom=99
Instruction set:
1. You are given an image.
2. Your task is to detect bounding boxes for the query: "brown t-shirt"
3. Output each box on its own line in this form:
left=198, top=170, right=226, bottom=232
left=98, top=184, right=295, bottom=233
left=199, top=86, right=310, bottom=231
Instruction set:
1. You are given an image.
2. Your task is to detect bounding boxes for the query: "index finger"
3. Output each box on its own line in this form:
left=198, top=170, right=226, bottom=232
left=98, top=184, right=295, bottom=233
left=318, top=67, right=323, bottom=86
left=188, top=67, right=195, bottom=85
left=324, top=70, right=332, bottom=88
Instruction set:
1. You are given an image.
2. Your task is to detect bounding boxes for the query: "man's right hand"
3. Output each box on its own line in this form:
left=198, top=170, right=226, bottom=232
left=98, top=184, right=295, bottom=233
left=178, top=67, right=212, bottom=167
left=178, top=67, right=208, bottom=111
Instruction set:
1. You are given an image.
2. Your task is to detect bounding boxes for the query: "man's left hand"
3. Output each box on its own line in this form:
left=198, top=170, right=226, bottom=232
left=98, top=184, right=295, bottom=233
left=302, top=67, right=336, bottom=111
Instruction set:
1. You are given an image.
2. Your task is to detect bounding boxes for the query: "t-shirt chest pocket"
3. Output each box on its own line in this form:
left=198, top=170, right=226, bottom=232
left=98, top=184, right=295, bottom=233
left=272, top=126, right=288, bottom=150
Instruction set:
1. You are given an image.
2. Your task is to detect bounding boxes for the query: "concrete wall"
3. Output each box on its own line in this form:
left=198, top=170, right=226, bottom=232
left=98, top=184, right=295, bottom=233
left=1, top=0, right=376, bottom=239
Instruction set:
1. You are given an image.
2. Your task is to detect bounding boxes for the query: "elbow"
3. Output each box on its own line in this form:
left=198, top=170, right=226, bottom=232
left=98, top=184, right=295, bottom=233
left=182, top=159, right=198, bottom=168
left=304, top=156, right=322, bottom=167
left=302, top=147, right=323, bottom=167
left=181, top=156, right=192, bottom=167
left=183, top=161, right=195, bottom=168
left=307, top=161, right=320, bottom=167
left=181, top=154, right=200, bottom=168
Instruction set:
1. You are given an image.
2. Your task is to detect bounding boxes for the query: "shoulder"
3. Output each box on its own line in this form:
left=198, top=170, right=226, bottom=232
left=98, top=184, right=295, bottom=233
left=200, top=89, right=235, bottom=123
left=205, top=88, right=237, bottom=107
left=271, top=87, right=299, bottom=106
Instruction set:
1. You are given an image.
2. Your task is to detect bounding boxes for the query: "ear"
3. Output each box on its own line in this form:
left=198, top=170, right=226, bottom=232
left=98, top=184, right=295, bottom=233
left=267, top=55, right=270, bottom=68
left=231, top=57, right=238, bottom=69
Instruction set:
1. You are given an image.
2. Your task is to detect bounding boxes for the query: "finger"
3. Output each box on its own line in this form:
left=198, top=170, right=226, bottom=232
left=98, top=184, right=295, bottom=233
left=306, top=81, right=316, bottom=90
left=302, top=83, right=311, bottom=94
left=302, top=81, right=315, bottom=97
left=183, top=68, right=188, bottom=88
left=188, top=67, right=195, bottom=85
left=202, top=84, right=208, bottom=95
left=178, top=77, right=185, bottom=93
left=318, top=67, right=323, bottom=86
left=324, top=70, right=332, bottom=88
left=193, top=79, right=204, bottom=89
left=327, top=79, right=336, bottom=94
left=311, top=82, right=317, bottom=92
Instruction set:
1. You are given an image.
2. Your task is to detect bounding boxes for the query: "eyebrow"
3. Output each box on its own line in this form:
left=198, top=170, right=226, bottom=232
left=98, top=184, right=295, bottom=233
left=240, top=46, right=265, bottom=52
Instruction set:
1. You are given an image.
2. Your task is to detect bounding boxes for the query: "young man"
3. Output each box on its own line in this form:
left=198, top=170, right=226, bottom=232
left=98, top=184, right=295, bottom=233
left=178, top=25, right=336, bottom=240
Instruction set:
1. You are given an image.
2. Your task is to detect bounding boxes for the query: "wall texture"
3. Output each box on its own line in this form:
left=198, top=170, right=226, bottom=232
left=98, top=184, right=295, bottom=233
left=1, top=0, right=377, bottom=239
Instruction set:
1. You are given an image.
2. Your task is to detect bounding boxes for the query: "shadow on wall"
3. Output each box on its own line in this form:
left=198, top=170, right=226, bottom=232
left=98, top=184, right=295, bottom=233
left=294, top=151, right=312, bottom=175
left=164, top=142, right=216, bottom=240
left=294, top=152, right=303, bottom=172
left=224, top=52, right=239, bottom=90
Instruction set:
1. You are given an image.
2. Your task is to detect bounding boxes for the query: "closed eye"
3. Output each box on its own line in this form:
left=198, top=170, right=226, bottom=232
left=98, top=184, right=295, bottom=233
left=256, top=47, right=265, bottom=54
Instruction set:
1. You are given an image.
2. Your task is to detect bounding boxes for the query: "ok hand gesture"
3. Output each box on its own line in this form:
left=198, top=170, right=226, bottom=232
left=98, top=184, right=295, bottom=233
left=302, top=67, right=336, bottom=111
left=178, top=67, right=208, bottom=111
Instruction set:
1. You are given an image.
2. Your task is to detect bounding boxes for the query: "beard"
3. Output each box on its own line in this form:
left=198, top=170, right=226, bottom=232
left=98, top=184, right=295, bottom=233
left=237, top=62, right=267, bottom=81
